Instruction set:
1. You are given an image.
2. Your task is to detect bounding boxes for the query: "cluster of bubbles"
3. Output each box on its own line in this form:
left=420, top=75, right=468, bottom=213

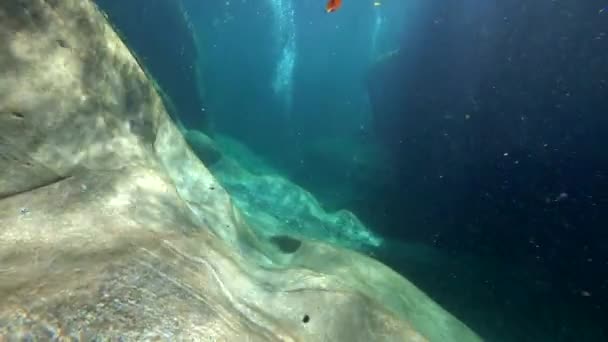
left=269, top=0, right=296, bottom=117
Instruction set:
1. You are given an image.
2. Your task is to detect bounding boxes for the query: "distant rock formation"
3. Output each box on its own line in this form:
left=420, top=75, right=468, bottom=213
left=365, top=0, right=608, bottom=256
left=0, top=1, right=480, bottom=341
left=365, top=4, right=608, bottom=338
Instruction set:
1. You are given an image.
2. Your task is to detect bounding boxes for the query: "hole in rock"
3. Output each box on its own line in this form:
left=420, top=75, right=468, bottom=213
left=269, top=235, right=302, bottom=254
left=56, top=39, right=69, bottom=48
left=11, top=112, right=24, bottom=119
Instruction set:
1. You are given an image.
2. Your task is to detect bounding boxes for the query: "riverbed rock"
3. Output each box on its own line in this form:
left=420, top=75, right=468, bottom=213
left=184, top=129, right=222, bottom=167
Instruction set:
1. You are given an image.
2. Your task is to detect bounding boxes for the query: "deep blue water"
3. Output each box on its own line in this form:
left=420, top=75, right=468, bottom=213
left=97, top=0, right=608, bottom=340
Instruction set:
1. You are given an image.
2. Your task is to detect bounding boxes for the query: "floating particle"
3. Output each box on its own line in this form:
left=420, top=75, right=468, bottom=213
left=554, top=192, right=568, bottom=202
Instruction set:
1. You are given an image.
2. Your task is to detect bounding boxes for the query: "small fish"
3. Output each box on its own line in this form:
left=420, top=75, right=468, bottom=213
left=374, top=1, right=382, bottom=6
left=600, top=7, right=607, bottom=14
left=326, top=0, right=342, bottom=13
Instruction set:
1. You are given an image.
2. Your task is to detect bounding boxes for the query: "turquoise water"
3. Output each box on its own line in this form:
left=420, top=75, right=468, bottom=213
left=96, top=0, right=608, bottom=340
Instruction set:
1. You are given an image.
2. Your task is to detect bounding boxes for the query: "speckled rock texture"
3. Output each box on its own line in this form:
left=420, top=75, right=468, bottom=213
left=0, top=1, right=481, bottom=341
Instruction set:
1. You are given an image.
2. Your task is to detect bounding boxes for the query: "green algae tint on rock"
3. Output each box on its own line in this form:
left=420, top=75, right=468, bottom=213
left=210, top=136, right=384, bottom=253
left=184, top=129, right=222, bottom=167
left=0, top=1, right=481, bottom=341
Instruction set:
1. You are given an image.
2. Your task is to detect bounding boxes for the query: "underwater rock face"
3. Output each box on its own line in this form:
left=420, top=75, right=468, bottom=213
left=210, top=136, right=383, bottom=253
left=0, top=1, right=480, bottom=341
left=184, top=129, right=222, bottom=167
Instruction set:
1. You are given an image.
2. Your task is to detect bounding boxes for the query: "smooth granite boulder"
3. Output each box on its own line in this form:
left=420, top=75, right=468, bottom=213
left=210, top=136, right=383, bottom=253
left=0, top=1, right=481, bottom=341
left=184, top=129, right=222, bottom=167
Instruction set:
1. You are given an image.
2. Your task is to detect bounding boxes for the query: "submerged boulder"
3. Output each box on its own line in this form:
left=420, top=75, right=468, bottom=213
left=184, top=129, right=222, bottom=167
left=210, top=136, right=383, bottom=253
left=0, top=1, right=480, bottom=341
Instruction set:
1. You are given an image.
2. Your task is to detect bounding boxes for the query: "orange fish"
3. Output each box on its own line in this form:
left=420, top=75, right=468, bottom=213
left=326, top=0, right=342, bottom=13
